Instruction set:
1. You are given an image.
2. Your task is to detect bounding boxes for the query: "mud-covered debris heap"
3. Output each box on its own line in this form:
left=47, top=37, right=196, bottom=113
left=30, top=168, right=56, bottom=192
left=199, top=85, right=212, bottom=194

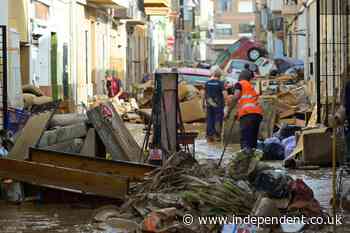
left=116, top=151, right=256, bottom=233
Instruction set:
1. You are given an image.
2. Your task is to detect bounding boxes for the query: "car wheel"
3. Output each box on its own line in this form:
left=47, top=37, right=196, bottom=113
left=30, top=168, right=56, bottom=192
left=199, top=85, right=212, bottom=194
left=247, top=48, right=262, bottom=62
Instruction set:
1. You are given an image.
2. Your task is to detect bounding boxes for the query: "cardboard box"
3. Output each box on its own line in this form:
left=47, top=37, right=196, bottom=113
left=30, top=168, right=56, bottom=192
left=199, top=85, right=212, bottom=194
left=180, top=96, right=205, bottom=123
left=302, top=128, right=343, bottom=165
left=178, top=82, right=199, bottom=101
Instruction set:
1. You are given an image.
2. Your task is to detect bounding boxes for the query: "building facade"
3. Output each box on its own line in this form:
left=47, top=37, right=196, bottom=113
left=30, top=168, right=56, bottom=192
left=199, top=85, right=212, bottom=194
left=3, top=0, right=151, bottom=106
left=208, top=0, right=256, bottom=62
left=254, top=0, right=285, bottom=57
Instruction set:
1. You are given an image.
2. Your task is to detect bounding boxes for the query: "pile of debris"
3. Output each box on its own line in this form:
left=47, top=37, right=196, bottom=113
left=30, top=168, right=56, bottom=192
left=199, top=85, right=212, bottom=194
left=92, top=151, right=324, bottom=233
left=89, top=95, right=144, bottom=124
left=0, top=101, right=149, bottom=202
left=136, top=80, right=206, bottom=124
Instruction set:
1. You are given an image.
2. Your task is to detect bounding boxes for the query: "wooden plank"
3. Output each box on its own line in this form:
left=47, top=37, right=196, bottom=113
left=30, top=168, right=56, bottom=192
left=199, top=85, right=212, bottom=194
left=279, top=109, right=296, bottom=119
left=87, top=103, right=141, bottom=161
left=259, top=96, right=277, bottom=139
left=28, top=148, right=156, bottom=181
left=80, top=128, right=97, bottom=157
left=0, top=158, right=129, bottom=199
left=44, top=139, right=83, bottom=154
left=8, top=111, right=53, bottom=160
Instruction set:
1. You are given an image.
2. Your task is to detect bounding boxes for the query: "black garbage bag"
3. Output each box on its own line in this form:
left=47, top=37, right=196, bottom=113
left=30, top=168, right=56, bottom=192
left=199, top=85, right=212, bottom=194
left=253, top=169, right=293, bottom=198
left=262, top=142, right=285, bottom=160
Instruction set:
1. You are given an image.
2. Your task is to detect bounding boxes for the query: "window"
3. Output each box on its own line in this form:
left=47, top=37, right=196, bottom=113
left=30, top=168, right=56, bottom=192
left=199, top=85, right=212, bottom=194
left=229, top=61, right=258, bottom=72
left=215, top=24, right=233, bottom=36
left=219, top=0, right=232, bottom=13
left=239, top=23, right=254, bottom=33
left=238, top=0, right=253, bottom=13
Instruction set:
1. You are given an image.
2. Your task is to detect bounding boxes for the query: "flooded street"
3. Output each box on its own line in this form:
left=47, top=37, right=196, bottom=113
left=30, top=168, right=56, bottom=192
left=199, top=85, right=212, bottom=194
left=0, top=123, right=350, bottom=232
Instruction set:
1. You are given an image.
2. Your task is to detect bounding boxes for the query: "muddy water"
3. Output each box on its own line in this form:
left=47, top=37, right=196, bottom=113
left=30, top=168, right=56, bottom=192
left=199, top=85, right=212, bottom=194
left=0, top=123, right=350, bottom=232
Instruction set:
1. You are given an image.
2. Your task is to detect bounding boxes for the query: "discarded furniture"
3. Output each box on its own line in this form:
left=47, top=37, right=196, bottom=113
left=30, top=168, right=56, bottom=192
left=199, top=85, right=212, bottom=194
left=0, top=157, right=129, bottom=199
left=87, top=102, right=141, bottom=162
left=28, top=147, right=156, bottom=181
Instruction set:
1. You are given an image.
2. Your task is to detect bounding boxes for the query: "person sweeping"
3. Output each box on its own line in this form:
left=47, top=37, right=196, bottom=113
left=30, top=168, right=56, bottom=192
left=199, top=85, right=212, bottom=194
left=225, top=70, right=263, bottom=155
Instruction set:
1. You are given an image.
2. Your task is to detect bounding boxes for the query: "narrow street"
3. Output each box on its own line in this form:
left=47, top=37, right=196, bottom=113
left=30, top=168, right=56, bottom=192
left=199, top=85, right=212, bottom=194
left=0, top=0, right=350, bottom=233
left=0, top=123, right=348, bottom=233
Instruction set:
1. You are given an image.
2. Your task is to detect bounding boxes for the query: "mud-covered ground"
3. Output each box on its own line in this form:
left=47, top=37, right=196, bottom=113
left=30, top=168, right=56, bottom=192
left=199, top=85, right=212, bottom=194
left=0, top=123, right=349, bottom=233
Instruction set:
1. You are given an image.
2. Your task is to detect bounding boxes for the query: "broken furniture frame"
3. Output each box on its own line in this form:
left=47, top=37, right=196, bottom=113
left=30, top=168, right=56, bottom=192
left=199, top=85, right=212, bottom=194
left=28, top=147, right=156, bottom=181
left=142, top=68, right=198, bottom=163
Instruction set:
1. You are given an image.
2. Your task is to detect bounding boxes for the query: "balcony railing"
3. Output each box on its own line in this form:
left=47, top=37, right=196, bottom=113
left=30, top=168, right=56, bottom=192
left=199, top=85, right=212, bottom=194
left=144, top=0, right=170, bottom=8
left=87, top=0, right=129, bottom=8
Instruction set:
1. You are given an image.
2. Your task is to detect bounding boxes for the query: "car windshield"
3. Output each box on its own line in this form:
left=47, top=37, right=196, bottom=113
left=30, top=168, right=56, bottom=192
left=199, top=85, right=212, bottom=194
left=230, top=61, right=246, bottom=70
left=230, top=60, right=258, bottom=72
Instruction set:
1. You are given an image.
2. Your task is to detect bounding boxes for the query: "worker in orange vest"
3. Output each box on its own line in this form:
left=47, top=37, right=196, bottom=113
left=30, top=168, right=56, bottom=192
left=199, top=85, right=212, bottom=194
left=225, top=70, right=263, bottom=155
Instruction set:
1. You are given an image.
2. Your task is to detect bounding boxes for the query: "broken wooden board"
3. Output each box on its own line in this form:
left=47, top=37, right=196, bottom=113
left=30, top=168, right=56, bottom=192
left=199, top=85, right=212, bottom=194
left=277, top=91, right=298, bottom=106
left=0, top=158, right=129, bottom=199
left=8, top=111, right=53, bottom=160
left=279, top=109, right=296, bottom=119
left=44, top=139, right=84, bottom=154
left=28, top=148, right=156, bottom=181
left=259, top=96, right=278, bottom=139
left=38, top=122, right=88, bottom=148
left=307, top=106, right=317, bottom=127
left=87, top=103, right=141, bottom=161
left=80, top=128, right=99, bottom=157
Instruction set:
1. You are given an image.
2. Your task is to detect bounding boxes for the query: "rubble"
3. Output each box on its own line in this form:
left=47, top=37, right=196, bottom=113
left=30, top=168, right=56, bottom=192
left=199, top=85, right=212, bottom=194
left=87, top=149, right=324, bottom=233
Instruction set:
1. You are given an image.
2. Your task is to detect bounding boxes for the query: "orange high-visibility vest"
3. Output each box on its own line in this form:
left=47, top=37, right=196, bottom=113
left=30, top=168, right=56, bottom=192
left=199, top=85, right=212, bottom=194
left=237, top=80, right=263, bottom=119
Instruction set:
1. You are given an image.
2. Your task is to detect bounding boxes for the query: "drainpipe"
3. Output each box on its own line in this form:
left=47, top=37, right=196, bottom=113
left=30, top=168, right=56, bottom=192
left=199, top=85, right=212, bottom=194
left=69, top=0, right=76, bottom=105
left=315, top=0, right=321, bottom=123
left=305, top=3, right=310, bottom=81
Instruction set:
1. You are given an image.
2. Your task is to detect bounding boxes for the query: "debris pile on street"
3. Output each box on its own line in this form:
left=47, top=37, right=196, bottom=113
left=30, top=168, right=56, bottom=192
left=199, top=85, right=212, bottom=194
left=89, top=95, right=144, bottom=124
left=88, top=150, right=326, bottom=233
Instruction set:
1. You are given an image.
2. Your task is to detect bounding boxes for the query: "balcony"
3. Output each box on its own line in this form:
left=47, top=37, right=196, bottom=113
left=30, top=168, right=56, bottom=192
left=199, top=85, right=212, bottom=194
left=281, top=0, right=299, bottom=15
left=87, top=0, right=129, bottom=9
left=144, top=0, right=170, bottom=15
left=144, top=0, right=169, bottom=8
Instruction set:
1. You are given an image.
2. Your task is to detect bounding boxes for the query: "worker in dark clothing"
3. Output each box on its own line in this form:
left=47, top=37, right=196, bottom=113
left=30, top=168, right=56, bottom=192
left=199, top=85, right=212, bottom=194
left=205, top=67, right=225, bottom=143
left=244, top=63, right=255, bottom=79
left=225, top=70, right=263, bottom=154
left=331, top=80, right=350, bottom=163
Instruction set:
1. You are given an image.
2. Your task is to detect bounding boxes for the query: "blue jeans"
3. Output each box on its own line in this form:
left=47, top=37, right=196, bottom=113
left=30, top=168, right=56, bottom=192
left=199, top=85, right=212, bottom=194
left=206, top=107, right=224, bottom=137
